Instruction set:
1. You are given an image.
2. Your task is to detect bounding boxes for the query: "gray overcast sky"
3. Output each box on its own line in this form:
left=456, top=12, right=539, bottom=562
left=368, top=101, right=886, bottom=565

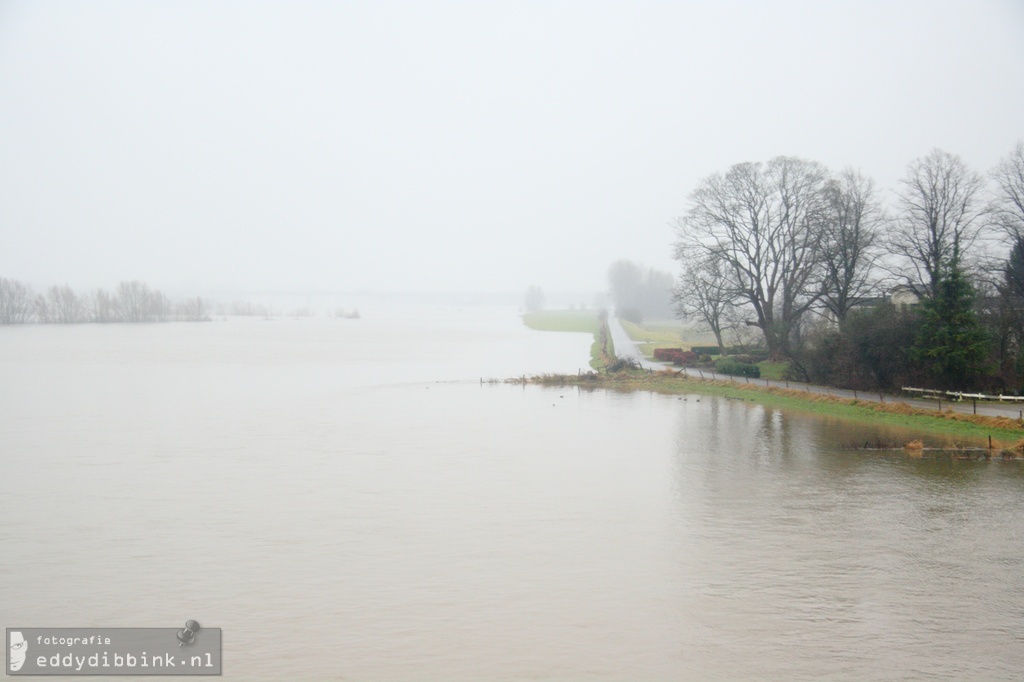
left=1, top=0, right=1022, bottom=296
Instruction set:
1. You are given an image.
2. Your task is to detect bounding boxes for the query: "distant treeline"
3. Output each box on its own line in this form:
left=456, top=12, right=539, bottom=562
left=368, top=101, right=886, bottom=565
left=0, top=278, right=209, bottom=324
left=206, top=302, right=359, bottom=318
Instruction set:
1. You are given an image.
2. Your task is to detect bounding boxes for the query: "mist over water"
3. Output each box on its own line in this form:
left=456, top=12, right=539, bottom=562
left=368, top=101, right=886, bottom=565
left=4, top=2, right=1023, bottom=675
left=2, top=307, right=1022, bottom=680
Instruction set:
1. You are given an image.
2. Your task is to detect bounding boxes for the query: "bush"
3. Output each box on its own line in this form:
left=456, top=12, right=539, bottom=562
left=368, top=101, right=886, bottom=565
left=798, top=305, right=921, bottom=391
left=607, top=356, right=642, bottom=372
left=654, top=348, right=701, bottom=366
left=725, top=345, right=767, bottom=356
left=725, top=354, right=768, bottom=364
left=690, top=345, right=721, bottom=355
left=675, top=351, right=698, bottom=366
left=653, top=347, right=682, bottom=362
left=714, top=358, right=761, bottom=378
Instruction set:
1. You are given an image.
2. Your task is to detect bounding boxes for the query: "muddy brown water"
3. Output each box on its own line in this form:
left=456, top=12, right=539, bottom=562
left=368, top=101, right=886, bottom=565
left=2, top=308, right=1022, bottom=680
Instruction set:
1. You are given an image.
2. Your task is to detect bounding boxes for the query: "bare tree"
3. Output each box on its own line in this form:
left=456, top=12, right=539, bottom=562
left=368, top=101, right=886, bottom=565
left=673, top=255, right=734, bottom=350
left=34, top=293, right=51, bottom=323
left=674, top=156, right=830, bottom=358
left=91, top=289, right=116, bottom=322
left=889, top=149, right=987, bottom=299
left=641, top=268, right=675, bottom=319
left=176, top=296, right=210, bottom=322
left=607, top=259, right=674, bottom=321
left=0, top=279, right=202, bottom=324
left=607, top=259, right=643, bottom=314
left=147, top=289, right=172, bottom=321
left=0, top=278, right=35, bottom=323
left=818, top=169, right=884, bottom=322
left=115, top=281, right=151, bottom=322
left=991, top=141, right=1024, bottom=240
left=44, top=285, right=86, bottom=323
left=523, top=285, right=545, bottom=312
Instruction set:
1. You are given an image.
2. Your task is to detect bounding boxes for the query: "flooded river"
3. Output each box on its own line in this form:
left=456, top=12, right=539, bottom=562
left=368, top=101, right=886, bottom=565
left=2, top=306, right=1022, bottom=680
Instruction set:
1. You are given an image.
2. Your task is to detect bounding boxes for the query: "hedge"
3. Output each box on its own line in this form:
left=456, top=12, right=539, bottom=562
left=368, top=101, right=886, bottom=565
left=714, top=358, right=761, bottom=378
left=654, top=348, right=700, bottom=366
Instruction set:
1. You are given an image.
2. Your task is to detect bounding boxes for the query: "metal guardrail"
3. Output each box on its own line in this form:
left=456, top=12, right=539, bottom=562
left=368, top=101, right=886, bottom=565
left=902, top=386, right=1024, bottom=402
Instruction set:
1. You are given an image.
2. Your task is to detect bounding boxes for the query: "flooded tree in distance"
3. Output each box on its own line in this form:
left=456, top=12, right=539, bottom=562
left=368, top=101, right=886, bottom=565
left=0, top=278, right=34, bottom=323
left=38, top=285, right=87, bottom=323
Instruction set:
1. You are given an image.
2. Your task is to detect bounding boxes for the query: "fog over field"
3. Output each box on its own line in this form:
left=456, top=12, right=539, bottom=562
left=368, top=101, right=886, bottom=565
left=1, top=0, right=1022, bottom=296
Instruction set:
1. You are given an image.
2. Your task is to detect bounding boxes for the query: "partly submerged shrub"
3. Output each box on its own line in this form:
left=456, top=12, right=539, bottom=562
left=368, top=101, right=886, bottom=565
left=607, top=356, right=642, bottom=372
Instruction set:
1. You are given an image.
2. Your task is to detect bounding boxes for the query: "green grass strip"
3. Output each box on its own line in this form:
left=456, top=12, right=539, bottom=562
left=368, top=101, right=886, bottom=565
left=525, top=370, right=1024, bottom=446
left=522, top=310, right=599, bottom=334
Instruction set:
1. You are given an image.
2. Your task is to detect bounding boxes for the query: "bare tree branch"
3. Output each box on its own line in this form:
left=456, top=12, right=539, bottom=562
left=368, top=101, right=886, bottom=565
left=818, top=169, right=884, bottom=322
left=889, top=149, right=987, bottom=299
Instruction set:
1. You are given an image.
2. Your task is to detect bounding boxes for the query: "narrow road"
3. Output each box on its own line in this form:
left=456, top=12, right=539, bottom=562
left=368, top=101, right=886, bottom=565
left=607, top=316, right=1024, bottom=423
left=606, top=316, right=668, bottom=370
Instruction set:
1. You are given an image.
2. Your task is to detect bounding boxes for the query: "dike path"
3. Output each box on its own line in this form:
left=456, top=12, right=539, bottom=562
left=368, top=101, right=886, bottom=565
left=606, top=316, right=1024, bottom=422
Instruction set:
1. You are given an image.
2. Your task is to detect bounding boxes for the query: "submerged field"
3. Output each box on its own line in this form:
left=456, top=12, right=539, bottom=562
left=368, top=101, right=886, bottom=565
left=6, top=309, right=1024, bottom=680
left=522, top=309, right=610, bottom=369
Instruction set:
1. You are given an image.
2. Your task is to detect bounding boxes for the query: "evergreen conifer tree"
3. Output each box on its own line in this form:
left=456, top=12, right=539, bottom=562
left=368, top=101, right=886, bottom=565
left=912, top=269, right=990, bottom=387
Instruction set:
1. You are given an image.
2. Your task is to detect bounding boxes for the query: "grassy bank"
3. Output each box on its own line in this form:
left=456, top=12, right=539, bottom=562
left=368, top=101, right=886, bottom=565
left=619, top=319, right=689, bottom=358
left=520, top=369, right=1024, bottom=448
left=522, top=309, right=612, bottom=370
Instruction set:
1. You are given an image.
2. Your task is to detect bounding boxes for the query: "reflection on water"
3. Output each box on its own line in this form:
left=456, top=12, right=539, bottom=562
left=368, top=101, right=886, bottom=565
left=1, top=312, right=1022, bottom=680
left=667, top=398, right=1024, bottom=680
